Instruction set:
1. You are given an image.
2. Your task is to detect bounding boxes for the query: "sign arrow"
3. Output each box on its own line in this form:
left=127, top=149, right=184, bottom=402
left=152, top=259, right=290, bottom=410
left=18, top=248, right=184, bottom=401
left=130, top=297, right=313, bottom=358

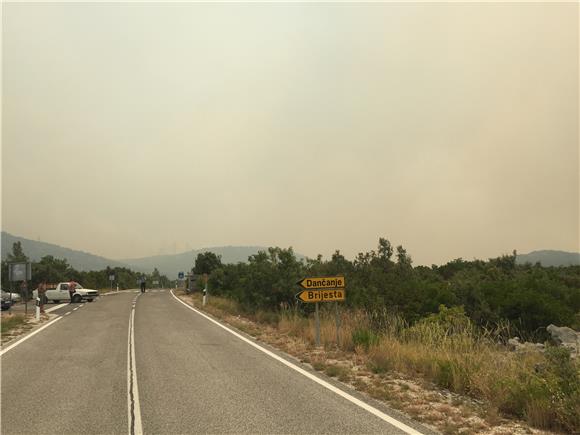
left=295, top=289, right=346, bottom=303
left=297, top=276, right=345, bottom=290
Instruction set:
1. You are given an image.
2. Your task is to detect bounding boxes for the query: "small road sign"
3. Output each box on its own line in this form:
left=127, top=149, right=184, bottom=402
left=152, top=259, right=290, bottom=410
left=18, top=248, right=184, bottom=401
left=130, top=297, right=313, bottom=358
left=296, top=289, right=345, bottom=303
left=178, top=272, right=184, bottom=280
left=8, top=262, right=32, bottom=282
left=297, top=276, right=345, bottom=290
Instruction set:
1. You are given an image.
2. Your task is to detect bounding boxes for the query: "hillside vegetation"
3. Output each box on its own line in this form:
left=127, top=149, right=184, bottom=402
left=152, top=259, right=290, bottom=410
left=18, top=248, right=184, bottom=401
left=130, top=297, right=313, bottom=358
left=208, top=239, right=580, bottom=338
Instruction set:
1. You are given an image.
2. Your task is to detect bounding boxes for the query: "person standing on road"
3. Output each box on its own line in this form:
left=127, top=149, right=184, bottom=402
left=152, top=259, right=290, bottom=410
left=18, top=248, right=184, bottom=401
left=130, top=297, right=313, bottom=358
left=68, top=280, right=76, bottom=304
left=140, top=279, right=146, bottom=293
left=38, top=280, right=47, bottom=313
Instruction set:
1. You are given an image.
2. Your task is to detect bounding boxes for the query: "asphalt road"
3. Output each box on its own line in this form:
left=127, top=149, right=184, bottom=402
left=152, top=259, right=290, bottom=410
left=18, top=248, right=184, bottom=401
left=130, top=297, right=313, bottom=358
left=1, top=290, right=432, bottom=435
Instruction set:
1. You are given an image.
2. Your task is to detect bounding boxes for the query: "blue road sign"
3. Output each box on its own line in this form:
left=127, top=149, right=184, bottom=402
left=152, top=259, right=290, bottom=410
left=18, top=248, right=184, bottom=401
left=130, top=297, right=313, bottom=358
left=178, top=272, right=184, bottom=279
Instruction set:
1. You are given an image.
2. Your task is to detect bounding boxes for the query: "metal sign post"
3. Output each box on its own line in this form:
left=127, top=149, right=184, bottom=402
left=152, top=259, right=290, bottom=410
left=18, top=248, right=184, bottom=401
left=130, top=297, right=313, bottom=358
left=335, top=302, right=341, bottom=347
left=21, top=281, right=28, bottom=315
left=314, top=302, right=321, bottom=347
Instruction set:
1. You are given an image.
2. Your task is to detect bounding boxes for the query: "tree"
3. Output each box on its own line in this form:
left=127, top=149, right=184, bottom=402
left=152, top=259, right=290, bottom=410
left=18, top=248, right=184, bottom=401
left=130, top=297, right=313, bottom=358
left=33, top=255, right=71, bottom=284
left=377, top=238, right=393, bottom=262
left=7, top=242, right=28, bottom=262
left=193, top=252, right=222, bottom=275
left=396, top=245, right=412, bottom=268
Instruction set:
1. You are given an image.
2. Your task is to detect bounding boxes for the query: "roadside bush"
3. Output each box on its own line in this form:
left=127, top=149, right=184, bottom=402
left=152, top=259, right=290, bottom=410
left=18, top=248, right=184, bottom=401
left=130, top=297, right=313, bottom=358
left=352, top=328, right=380, bottom=351
left=541, top=346, right=580, bottom=432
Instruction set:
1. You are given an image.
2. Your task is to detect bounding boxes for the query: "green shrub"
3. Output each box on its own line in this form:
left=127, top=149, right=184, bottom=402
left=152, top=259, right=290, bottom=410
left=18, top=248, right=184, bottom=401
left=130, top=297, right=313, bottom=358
left=255, top=310, right=280, bottom=326
left=352, top=328, right=380, bottom=351
left=436, top=360, right=455, bottom=389
left=542, top=346, right=580, bottom=432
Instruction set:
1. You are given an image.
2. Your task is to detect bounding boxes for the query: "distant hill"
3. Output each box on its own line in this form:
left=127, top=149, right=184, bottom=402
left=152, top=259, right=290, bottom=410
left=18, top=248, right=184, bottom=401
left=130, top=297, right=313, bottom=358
left=121, top=246, right=307, bottom=278
left=1, top=231, right=136, bottom=271
left=516, top=250, right=580, bottom=267
left=1, top=232, right=304, bottom=277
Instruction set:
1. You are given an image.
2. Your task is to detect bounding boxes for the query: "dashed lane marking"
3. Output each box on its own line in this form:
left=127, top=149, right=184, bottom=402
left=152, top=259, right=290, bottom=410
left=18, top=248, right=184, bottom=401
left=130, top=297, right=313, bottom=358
left=45, top=303, right=68, bottom=313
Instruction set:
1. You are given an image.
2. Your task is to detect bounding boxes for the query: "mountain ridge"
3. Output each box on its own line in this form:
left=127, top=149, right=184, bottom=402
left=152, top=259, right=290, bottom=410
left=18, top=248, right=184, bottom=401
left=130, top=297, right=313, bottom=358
left=1, top=232, right=285, bottom=277
left=515, top=249, right=580, bottom=267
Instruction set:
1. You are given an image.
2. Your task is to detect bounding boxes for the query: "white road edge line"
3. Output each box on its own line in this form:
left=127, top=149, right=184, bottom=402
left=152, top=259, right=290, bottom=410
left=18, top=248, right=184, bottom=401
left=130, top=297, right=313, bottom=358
left=127, top=295, right=143, bottom=435
left=170, top=290, right=423, bottom=435
left=45, top=303, right=68, bottom=313
left=0, top=316, right=62, bottom=356
left=65, top=312, right=71, bottom=316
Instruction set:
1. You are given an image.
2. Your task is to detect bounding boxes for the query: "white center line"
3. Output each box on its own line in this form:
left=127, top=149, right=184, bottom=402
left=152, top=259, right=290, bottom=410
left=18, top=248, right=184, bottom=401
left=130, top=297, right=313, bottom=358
left=127, top=295, right=143, bottom=435
left=170, top=290, right=424, bottom=435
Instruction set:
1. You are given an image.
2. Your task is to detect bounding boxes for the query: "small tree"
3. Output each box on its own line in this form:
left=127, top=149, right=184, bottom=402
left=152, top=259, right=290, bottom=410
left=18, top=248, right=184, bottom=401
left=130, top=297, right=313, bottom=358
left=7, top=241, right=29, bottom=262
left=193, top=252, right=222, bottom=275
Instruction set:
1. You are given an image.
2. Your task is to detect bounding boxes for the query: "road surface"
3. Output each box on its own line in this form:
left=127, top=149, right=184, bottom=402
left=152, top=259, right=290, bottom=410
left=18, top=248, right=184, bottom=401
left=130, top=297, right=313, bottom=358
left=1, top=290, right=432, bottom=434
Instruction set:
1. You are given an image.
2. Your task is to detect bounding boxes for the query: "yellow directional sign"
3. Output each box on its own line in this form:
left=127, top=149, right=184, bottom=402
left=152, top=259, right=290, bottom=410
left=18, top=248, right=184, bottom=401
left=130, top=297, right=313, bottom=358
left=297, top=276, right=345, bottom=290
left=296, top=289, right=346, bottom=303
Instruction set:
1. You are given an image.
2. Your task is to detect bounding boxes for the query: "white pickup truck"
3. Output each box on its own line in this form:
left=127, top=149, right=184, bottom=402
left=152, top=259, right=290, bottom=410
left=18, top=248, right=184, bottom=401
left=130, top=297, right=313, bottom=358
left=33, top=282, right=99, bottom=304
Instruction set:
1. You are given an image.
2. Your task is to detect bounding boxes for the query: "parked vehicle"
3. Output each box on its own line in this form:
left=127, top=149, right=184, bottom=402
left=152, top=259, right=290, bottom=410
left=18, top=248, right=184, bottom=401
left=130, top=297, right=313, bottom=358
left=33, top=282, right=99, bottom=303
left=0, top=289, right=21, bottom=304
left=1, top=291, right=12, bottom=310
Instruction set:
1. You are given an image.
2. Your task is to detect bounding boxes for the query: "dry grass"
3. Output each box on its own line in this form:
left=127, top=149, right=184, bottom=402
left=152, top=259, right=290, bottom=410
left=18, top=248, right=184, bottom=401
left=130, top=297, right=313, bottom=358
left=1, top=313, right=27, bottom=336
left=181, top=293, right=576, bottom=434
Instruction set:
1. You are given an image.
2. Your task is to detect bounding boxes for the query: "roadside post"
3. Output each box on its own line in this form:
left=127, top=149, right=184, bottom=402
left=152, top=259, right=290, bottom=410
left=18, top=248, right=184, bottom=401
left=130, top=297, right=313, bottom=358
left=296, top=276, right=346, bottom=348
left=335, top=302, right=341, bottom=347
left=315, top=302, right=320, bottom=346
left=35, top=296, right=40, bottom=321
left=202, top=273, right=208, bottom=306
left=109, top=274, right=115, bottom=291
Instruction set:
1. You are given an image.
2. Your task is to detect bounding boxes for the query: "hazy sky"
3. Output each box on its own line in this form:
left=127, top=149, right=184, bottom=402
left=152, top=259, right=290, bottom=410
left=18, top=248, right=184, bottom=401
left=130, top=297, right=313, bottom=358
left=2, top=3, right=578, bottom=265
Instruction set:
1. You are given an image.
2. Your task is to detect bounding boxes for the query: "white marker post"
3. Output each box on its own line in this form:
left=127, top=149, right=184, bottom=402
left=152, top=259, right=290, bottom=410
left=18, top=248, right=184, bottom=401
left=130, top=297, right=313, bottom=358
left=202, top=273, right=209, bottom=306
left=35, top=297, right=40, bottom=321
